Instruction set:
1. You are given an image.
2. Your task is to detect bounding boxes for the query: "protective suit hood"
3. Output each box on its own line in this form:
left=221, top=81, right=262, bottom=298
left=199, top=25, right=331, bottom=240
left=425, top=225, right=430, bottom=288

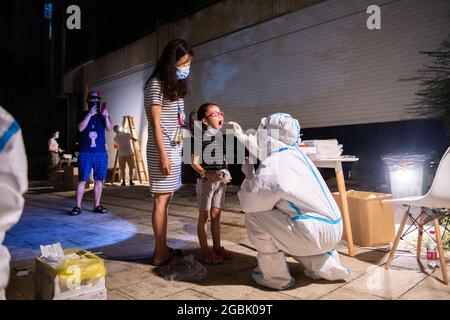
left=257, top=113, right=300, bottom=146
left=250, top=113, right=301, bottom=161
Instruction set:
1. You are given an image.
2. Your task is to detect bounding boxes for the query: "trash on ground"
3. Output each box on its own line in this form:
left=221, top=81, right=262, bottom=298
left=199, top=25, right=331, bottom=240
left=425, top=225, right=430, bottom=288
left=159, top=255, right=207, bottom=282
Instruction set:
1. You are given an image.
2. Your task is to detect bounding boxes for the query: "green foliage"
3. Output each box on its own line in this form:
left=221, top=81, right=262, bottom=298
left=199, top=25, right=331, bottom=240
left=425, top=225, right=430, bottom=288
left=441, top=211, right=450, bottom=251
left=409, top=36, right=450, bottom=136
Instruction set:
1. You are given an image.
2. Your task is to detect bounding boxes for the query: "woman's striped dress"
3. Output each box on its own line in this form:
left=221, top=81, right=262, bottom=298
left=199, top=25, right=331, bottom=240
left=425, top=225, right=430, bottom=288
left=144, top=77, right=184, bottom=194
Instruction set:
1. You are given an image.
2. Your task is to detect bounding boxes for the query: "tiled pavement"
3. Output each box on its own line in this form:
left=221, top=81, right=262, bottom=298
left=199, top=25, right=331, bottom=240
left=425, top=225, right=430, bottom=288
left=5, top=182, right=450, bottom=300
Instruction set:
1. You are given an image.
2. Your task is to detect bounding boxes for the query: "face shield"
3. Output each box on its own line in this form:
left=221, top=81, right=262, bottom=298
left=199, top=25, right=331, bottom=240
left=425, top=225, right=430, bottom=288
left=255, top=113, right=301, bottom=158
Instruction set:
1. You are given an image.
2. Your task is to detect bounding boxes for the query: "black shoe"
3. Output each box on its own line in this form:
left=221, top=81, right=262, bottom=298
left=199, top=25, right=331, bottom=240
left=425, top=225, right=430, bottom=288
left=121, top=181, right=126, bottom=186
left=129, top=181, right=135, bottom=186
left=69, top=206, right=82, bottom=216
left=93, top=206, right=108, bottom=214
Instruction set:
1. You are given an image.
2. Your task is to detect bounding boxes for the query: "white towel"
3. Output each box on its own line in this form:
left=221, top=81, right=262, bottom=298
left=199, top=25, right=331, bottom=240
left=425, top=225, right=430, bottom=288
left=218, top=169, right=232, bottom=184
left=302, top=140, right=342, bottom=158
left=303, top=139, right=339, bottom=148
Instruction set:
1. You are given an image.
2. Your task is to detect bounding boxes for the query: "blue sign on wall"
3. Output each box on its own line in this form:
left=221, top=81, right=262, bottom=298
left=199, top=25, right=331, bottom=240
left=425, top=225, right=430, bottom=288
left=44, top=3, right=53, bottom=21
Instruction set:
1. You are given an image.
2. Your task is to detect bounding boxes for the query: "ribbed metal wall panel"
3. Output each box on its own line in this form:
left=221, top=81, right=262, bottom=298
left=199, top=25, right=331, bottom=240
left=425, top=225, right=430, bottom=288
left=185, top=0, right=450, bottom=129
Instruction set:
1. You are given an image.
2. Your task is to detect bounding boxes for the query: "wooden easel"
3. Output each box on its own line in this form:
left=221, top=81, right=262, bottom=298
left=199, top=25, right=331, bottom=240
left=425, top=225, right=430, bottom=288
left=110, top=116, right=148, bottom=185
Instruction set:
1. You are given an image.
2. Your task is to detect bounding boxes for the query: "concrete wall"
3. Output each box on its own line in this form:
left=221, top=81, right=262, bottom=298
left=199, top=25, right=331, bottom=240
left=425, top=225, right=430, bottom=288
left=63, top=0, right=325, bottom=95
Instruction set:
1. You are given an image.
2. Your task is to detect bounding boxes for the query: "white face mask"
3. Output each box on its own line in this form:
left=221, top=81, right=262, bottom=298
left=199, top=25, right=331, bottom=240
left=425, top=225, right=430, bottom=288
left=205, top=125, right=221, bottom=136
left=54, top=133, right=59, bottom=140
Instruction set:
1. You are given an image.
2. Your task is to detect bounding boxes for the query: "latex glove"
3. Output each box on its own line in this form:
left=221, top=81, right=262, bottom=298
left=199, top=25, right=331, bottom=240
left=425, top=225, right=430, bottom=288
left=241, top=157, right=255, bottom=179
left=228, top=121, right=243, bottom=135
left=228, top=121, right=248, bottom=145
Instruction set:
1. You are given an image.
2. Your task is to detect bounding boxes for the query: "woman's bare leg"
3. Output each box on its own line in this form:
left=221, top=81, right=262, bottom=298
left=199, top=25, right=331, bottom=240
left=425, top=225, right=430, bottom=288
left=152, top=193, right=173, bottom=264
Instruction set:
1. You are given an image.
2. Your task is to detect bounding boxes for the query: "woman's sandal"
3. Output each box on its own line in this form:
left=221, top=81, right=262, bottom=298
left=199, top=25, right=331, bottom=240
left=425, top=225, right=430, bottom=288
left=215, top=247, right=234, bottom=260
left=203, top=250, right=223, bottom=265
left=168, top=247, right=183, bottom=257
left=152, top=252, right=174, bottom=267
left=93, top=205, right=108, bottom=214
left=152, top=248, right=181, bottom=267
left=152, top=257, right=172, bottom=267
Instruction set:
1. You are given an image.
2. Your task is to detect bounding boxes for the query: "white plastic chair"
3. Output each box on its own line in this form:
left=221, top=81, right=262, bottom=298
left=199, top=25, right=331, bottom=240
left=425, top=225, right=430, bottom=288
left=383, top=147, right=450, bottom=285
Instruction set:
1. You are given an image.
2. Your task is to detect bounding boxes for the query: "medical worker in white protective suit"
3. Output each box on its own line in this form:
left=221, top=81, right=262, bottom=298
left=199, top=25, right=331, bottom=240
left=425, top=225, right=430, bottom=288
left=0, top=106, right=28, bottom=300
left=230, top=113, right=351, bottom=290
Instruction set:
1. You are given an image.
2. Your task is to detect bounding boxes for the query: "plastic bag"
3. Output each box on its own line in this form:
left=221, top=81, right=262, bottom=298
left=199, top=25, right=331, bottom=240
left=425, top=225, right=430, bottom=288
left=159, top=255, right=207, bottom=282
left=56, top=249, right=107, bottom=282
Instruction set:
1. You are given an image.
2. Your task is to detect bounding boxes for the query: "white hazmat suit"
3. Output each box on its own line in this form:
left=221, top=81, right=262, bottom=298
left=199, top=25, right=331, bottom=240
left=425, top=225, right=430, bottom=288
left=232, top=113, right=350, bottom=290
left=0, top=107, right=28, bottom=300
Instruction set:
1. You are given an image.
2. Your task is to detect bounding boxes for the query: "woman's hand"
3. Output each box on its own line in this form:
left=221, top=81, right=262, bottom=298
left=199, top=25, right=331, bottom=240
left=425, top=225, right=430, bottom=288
left=160, top=155, right=172, bottom=176
left=205, top=171, right=221, bottom=182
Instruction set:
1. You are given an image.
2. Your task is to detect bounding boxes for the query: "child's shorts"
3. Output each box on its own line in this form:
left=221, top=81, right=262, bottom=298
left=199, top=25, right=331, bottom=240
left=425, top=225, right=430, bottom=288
left=196, top=179, right=226, bottom=211
left=78, top=151, right=108, bottom=182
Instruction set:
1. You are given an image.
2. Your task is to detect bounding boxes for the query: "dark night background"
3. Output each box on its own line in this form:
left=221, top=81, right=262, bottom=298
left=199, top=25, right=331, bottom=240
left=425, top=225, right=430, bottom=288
left=0, top=0, right=447, bottom=184
left=0, top=0, right=218, bottom=180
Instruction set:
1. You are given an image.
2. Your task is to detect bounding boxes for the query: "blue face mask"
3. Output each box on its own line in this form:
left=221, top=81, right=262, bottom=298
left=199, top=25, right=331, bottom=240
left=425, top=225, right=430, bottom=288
left=176, top=65, right=190, bottom=80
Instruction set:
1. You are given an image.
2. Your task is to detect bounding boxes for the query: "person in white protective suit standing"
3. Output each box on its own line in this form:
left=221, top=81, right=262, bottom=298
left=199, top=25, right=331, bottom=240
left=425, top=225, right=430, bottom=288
left=230, top=113, right=351, bottom=290
left=0, top=106, right=28, bottom=300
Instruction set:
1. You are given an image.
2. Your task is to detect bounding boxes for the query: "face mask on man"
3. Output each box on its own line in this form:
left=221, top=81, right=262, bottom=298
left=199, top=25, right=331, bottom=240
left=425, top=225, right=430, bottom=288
left=88, top=101, right=102, bottom=114
left=176, top=65, right=190, bottom=80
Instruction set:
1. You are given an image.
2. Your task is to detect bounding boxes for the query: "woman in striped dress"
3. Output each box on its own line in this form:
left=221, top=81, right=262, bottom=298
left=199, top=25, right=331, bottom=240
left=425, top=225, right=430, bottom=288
left=144, top=39, right=194, bottom=266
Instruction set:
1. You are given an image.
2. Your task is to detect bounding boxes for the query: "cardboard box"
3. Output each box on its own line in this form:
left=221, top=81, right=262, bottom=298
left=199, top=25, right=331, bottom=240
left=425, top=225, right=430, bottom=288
left=64, top=167, right=79, bottom=190
left=48, top=170, right=64, bottom=187
left=63, top=167, right=90, bottom=191
left=333, top=191, right=395, bottom=247
left=34, top=250, right=107, bottom=300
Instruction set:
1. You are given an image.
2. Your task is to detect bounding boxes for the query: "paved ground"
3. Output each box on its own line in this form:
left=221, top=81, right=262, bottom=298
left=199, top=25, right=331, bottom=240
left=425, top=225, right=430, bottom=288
left=4, top=182, right=450, bottom=300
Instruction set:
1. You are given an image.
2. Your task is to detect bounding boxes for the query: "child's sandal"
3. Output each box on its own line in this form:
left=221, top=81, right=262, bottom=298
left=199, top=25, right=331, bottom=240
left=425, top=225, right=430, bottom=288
left=203, top=251, right=223, bottom=265
left=216, top=247, right=234, bottom=260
